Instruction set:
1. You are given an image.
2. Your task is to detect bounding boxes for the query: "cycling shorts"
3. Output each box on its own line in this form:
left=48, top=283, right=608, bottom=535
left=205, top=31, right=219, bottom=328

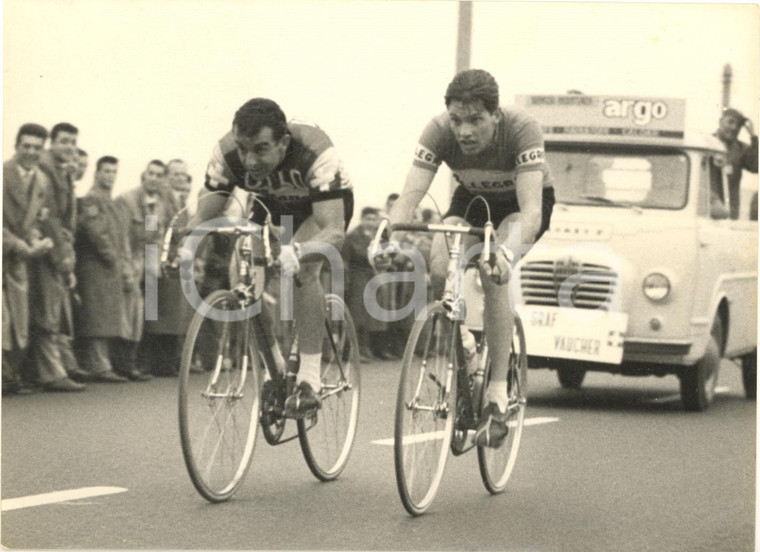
left=443, top=185, right=555, bottom=240
left=249, top=188, right=355, bottom=233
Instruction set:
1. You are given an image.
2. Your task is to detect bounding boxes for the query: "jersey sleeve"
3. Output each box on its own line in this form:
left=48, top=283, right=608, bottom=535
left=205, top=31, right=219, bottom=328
left=412, top=116, right=446, bottom=172
left=306, top=146, right=352, bottom=200
left=512, top=112, right=547, bottom=174
left=204, top=135, right=239, bottom=194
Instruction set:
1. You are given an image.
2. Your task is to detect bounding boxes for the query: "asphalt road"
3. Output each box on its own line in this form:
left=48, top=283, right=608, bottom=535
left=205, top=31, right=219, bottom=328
left=1, top=357, right=755, bottom=551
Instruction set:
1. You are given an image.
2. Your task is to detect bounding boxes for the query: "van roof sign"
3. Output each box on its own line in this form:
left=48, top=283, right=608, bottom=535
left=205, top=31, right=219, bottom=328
left=515, top=95, right=686, bottom=139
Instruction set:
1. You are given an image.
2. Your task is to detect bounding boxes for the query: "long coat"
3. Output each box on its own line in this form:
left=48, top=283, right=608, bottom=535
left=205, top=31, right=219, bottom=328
left=115, top=187, right=192, bottom=336
left=74, top=187, right=140, bottom=339
left=30, top=152, right=77, bottom=333
left=2, top=159, right=50, bottom=350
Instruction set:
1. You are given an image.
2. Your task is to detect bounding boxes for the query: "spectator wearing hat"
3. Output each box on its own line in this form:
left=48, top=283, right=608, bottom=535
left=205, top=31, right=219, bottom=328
left=714, top=107, right=758, bottom=219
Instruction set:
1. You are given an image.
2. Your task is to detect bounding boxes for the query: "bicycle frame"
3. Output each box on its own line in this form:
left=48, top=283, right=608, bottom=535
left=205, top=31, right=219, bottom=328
left=379, top=221, right=492, bottom=454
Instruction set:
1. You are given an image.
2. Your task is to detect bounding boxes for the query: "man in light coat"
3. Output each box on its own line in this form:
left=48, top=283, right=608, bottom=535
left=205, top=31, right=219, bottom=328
left=3, top=124, right=55, bottom=394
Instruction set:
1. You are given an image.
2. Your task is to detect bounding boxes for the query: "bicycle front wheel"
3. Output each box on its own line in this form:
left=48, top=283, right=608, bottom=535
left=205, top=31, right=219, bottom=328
left=178, top=289, right=260, bottom=502
left=298, top=294, right=361, bottom=481
left=477, top=314, right=527, bottom=494
left=395, top=302, right=456, bottom=516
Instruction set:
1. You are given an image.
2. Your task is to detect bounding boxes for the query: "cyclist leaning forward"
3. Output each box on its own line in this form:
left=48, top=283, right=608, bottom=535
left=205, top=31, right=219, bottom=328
left=186, top=98, right=354, bottom=417
left=382, top=69, right=554, bottom=447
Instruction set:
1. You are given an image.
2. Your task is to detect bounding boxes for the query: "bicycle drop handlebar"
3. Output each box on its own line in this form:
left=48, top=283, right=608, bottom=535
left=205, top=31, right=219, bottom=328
left=370, top=219, right=497, bottom=268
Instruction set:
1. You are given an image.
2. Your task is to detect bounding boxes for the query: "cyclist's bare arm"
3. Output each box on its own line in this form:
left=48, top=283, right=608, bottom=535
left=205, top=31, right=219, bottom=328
left=506, top=169, right=543, bottom=251
left=388, top=165, right=436, bottom=240
left=299, top=197, right=346, bottom=262
left=186, top=189, right=229, bottom=229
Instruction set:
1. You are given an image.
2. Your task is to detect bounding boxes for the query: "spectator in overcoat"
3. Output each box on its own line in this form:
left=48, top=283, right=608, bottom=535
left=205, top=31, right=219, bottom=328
left=74, top=156, right=150, bottom=381
left=116, top=159, right=188, bottom=376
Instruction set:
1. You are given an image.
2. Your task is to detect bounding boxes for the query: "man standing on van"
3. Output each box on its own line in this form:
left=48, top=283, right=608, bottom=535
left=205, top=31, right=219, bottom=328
left=714, top=107, right=757, bottom=219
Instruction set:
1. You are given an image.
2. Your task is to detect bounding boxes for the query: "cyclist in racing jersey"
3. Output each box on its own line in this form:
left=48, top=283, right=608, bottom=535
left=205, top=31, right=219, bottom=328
left=187, top=98, right=354, bottom=416
left=378, top=69, right=554, bottom=447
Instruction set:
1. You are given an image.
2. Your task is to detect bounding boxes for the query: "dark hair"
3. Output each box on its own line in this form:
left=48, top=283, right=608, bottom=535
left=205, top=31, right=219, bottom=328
left=444, top=69, right=499, bottom=113
left=50, top=122, right=79, bottom=141
left=722, top=107, right=747, bottom=124
left=387, top=193, right=400, bottom=202
left=77, top=148, right=88, bottom=156
left=96, top=156, right=118, bottom=171
left=15, top=123, right=48, bottom=146
left=233, top=98, right=289, bottom=140
left=361, top=206, right=379, bottom=218
left=147, top=159, right=167, bottom=174
left=167, top=158, right=185, bottom=169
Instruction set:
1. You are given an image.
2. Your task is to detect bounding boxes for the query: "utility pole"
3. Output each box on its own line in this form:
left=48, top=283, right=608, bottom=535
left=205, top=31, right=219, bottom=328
left=452, top=1, right=473, bottom=196
left=722, top=63, right=732, bottom=109
left=456, top=1, right=472, bottom=73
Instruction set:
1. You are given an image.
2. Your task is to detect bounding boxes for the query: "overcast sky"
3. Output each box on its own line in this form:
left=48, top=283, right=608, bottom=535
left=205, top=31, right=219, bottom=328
left=4, top=0, right=758, bottom=216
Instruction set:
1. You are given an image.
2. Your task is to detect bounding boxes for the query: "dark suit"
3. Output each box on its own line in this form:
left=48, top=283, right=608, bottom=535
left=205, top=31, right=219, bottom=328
left=2, top=159, right=50, bottom=383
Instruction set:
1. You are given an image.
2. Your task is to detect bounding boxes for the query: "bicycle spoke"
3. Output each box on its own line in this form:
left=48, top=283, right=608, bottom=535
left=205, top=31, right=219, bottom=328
left=298, top=295, right=360, bottom=481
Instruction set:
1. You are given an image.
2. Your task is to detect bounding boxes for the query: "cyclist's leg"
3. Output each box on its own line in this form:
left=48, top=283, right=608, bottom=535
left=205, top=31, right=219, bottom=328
left=486, top=187, right=555, bottom=401
left=290, top=216, right=329, bottom=394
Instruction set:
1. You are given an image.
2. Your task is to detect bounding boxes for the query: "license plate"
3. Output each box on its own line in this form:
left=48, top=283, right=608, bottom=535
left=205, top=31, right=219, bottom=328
left=516, top=305, right=628, bottom=364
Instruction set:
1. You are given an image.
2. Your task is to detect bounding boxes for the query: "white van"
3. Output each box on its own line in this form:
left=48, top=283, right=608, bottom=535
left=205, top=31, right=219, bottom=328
left=512, top=95, right=757, bottom=410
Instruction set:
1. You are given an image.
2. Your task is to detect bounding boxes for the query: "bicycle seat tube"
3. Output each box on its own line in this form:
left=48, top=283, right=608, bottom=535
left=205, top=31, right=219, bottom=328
left=441, top=231, right=466, bottom=321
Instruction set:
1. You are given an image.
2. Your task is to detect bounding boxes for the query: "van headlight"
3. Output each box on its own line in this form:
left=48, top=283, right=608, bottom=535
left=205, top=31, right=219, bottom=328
left=643, top=273, right=670, bottom=301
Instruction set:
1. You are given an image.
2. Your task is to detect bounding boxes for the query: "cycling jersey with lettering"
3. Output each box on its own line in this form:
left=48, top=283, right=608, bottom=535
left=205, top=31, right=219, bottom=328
left=412, top=106, right=553, bottom=202
left=205, top=119, right=352, bottom=208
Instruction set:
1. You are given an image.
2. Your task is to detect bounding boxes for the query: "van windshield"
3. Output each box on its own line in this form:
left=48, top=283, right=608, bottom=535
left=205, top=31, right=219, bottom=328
left=546, top=146, right=689, bottom=210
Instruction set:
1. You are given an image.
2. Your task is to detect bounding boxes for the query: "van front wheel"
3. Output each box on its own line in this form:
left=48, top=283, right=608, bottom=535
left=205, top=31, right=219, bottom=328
left=557, top=366, right=586, bottom=389
left=680, top=317, right=722, bottom=412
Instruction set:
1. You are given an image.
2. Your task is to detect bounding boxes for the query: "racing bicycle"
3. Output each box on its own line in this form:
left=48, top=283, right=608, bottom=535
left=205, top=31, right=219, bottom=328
left=370, top=218, right=528, bottom=515
left=163, top=210, right=361, bottom=502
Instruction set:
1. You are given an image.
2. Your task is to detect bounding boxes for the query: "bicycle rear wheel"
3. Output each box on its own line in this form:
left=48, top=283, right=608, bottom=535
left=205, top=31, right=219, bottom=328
left=178, top=289, right=260, bottom=502
left=477, top=315, right=527, bottom=494
left=395, top=302, right=456, bottom=516
left=298, top=294, right=361, bottom=481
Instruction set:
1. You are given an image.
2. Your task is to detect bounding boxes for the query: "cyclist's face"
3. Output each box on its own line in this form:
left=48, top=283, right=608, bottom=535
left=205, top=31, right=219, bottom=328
left=233, top=125, right=290, bottom=181
left=447, top=100, right=498, bottom=156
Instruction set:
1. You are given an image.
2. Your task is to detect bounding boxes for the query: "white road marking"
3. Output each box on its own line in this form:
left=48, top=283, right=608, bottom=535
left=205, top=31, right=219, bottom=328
left=371, top=417, right=560, bottom=446
left=2, top=486, right=128, bottom=512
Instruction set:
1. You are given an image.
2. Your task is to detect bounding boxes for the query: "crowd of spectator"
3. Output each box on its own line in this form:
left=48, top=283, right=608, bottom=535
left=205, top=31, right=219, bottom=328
left=341, top=193, right=441, bottom=363
left=2, top=121, right=195, bottom=395
left=2, top=123, right=439, bottom=396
